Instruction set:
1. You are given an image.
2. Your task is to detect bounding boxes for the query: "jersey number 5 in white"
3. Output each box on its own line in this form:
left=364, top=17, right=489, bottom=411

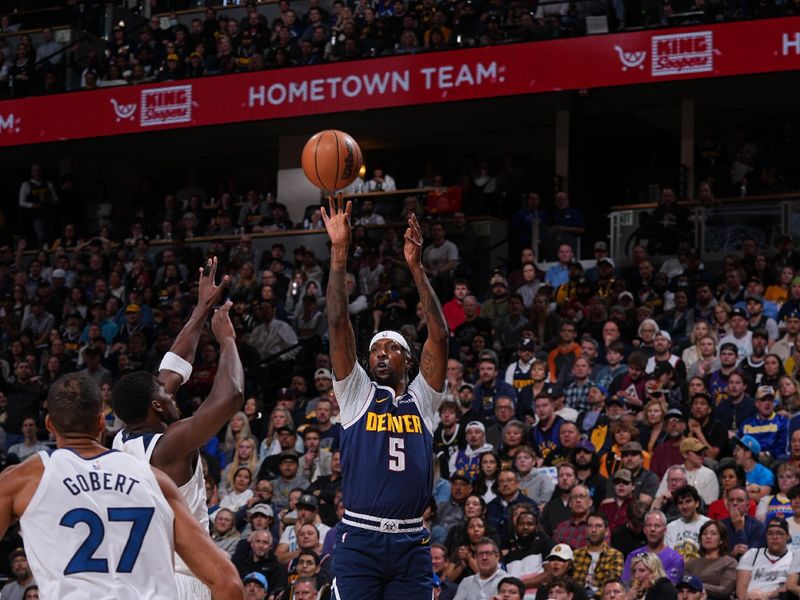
left=388, top=437, right=405, bottom=472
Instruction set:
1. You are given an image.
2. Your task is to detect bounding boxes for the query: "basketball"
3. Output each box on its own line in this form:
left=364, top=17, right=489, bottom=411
left=301, top=129, right=363, bottom=192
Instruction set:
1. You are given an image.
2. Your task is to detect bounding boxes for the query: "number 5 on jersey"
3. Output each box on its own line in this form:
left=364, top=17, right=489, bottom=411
left=389, top=437, right=405, bottom=472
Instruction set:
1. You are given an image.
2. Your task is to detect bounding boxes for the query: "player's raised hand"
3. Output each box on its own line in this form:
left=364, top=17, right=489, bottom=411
left=321, top=193, right=352, bottom=248
left=197, top=257, right=230, bottom=312
left=403, top=212, right=423, bottom=267
left=211, top=300, right=235, bottom=341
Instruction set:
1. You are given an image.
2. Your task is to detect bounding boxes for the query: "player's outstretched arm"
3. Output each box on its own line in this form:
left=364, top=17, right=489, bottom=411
left=159, top=301, right=244, bottom=457
left=321, top=193, right=357, bottom=379
left=0, top=458, right=43, bottom=538
left=405, top=213, right=447, bottom=391
left=159, top=257, right=229, bottom=395
left=154, top=467, right=244, bottom=600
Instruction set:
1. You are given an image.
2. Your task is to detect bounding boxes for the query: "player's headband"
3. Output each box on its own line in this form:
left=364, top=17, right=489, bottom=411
left=369, top=331, right=411, bottom=354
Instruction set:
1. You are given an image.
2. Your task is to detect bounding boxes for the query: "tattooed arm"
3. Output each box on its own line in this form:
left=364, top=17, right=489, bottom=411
left=322, top=194, right=357, bottom=380
left=404, top=214, right=447, bottom=391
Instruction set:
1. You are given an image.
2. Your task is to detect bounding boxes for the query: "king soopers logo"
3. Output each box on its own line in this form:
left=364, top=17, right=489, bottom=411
left=140, top=84, right=193, bottom=127
left=651, top=31, right=714, bottom=76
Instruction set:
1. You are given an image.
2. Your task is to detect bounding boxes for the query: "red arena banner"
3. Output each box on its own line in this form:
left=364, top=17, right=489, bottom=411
left=2, top=16, right=800, bottom=147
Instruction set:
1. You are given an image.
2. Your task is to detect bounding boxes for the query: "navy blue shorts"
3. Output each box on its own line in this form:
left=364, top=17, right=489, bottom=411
left=331, top=522, right=432, bottom=600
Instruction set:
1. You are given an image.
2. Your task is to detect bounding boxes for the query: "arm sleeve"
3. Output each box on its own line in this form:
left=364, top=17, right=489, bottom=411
left=332, top=362, right=374, bottom=429
left=409, top=372, right=445, bottom=435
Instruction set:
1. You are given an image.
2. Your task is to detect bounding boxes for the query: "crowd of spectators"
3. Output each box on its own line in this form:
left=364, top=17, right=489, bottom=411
left=3, top=0, right=800, bottom=98
left=7, top=151, right=800, bottom=597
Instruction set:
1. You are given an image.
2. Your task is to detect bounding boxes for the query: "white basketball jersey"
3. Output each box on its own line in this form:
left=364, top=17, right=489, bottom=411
left=112, top=431, right=209, bottom=576
left=20, top=448, right=177, bottom=600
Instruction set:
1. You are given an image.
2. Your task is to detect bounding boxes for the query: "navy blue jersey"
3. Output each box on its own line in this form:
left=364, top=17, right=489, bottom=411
left=333, top=363, right=442, bottom=520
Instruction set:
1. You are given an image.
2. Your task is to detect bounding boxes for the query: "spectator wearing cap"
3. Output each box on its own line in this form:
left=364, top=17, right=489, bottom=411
left=75, top=345, right=112, bottom=388
left=237, top=500, right=275, bottom=540
left=493, top=294, right=530, bottom=359
left=112, top=302, right=152, bottom=347
left=242, top=571, right=268, bottom=600
left=268, top=451, right=310, bottom=513
left=553, top=258, right=585, bottom=306
left=472, top=356, right=519, bottom=424
left=275, top=493, right=330, bottom=565
left=718, top=307, right=753, bottom=359
left=1, top=548, right=35, bottom=599
left=740, top=385, right=788, bottom=462
left=481, top=274, right=510, bottom=323
left=744, top=291, right=779, bottom=342
left=449, top=421, right=493, bottom=481
left=584, top=241, right=611, bottom=283
left=686, top=392, right=728, bottom=461
left=713, top=369, right=756, bottom=435
left=736, top=517, right=794, bottom=600
left=571, top=438, right=607, bottom=507
left=733, top=436, right=775, bottom=500
left=601, top=468, right=636, bottom=531
left=79, top=299, right=118, bottom=345
left=435, top=472, right=473, bottom=534
left=622, top=510, right=684, bottom=585
left=486, top=470, right=537, bottom=538
left=572, top=512, right=624, bottom=597
left=258, top=424, right=300, bottom=478
left=649, top=409, right=689, bottom=480
left=535, top=544, right=579, bottom=600
left=645, top=331, right=687, bottom=384
left=771, top=307, right=800, bottom=361
left=654, top=438, right=718, bottom=506
left=503, top=338, right=536, bottom=391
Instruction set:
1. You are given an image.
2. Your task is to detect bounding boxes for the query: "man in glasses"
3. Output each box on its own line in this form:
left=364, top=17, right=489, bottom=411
left=453, top=538, right=508, bottom=600
left=736, top=518, right=793, bottom=600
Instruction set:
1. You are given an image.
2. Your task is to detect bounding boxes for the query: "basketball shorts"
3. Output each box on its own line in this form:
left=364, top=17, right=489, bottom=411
left=331, top=522, right=433, bottom=600
left=175, top=571, right=212, bottom=600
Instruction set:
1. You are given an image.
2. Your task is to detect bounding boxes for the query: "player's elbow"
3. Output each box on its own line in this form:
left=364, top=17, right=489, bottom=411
left=209, top=570, right=244, bottom=600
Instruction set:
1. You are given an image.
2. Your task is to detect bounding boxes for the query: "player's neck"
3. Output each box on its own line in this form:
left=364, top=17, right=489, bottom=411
left=125, top=416, right=167, bottom=435
left=57, top=433, right=107, bottom=455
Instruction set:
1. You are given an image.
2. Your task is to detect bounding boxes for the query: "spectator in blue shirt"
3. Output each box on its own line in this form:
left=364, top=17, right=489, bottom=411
left=739, top=385, right=788, bottom=461
left=546, top=244, right=575, bottom=288
left=733, top=435, right=775, bottom=500
left=472, top=356, right=519, bottom=424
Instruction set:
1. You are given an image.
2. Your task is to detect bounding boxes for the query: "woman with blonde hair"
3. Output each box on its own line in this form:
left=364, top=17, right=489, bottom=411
left=778, top=374, right=800, bottom=414
left=638, top=398, right=668, bottom=454
left=628, top=552, right=677, bottom=600
left=259, top=406, right=303, bottom=459
left=680, top=321, right=714, bottom=369
left=686, top=335, right=720, bottom=379
left=222, top=411, right=253, bottom=463
left=220, top=437, right=259, bottom=497
left=711, top=302, right=732, bottom=338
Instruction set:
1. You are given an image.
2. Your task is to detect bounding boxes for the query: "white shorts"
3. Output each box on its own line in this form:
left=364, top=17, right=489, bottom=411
left=175, top=572, right=211, bottom=600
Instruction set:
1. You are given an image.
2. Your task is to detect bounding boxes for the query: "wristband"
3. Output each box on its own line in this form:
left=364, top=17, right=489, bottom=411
left=159, top=352, right=193, bottom=385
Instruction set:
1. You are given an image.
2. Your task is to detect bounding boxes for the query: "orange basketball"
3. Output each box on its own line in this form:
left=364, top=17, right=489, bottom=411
left=301, top=130, right=363, bottom=192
